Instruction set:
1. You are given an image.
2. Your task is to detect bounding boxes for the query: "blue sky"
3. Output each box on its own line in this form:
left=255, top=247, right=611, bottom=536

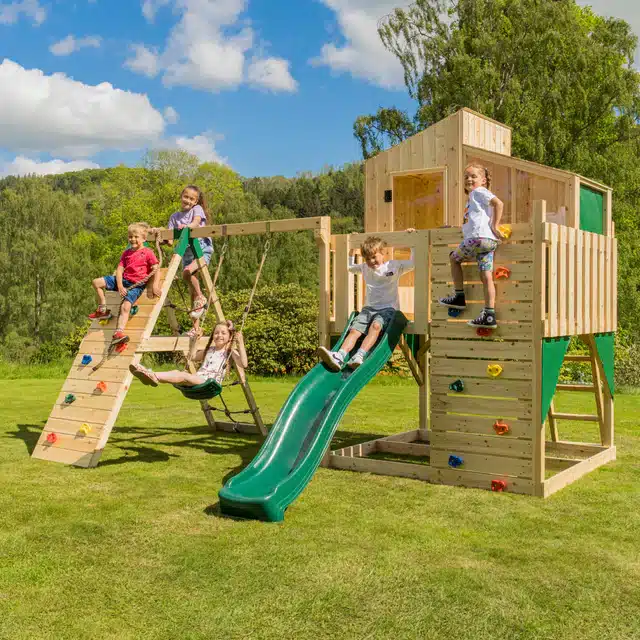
left=0, top=0, right=637, bottom=178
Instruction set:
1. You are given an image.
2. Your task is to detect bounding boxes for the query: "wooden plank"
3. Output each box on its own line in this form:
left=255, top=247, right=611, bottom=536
left=432, top=281, right=533, bottom=302
left=547, top=400, right=559, bottom=442
left=328, top=454, right=430, bottom=481
left=430, top=377, right=532, bottom=399
left=31, top=445, right=95, bottom=467
left=550, top=413, right=599, bottom=422
left=431, top=261, right=534, bottom=282
left=36, top=430, right=100, bottom=454
left=545, top=440, right=608, bottom=457
left=430, top=224, right=532, bottom=245
left=612, top=238, right=618, bottom=329
left=333, top=235, right=353, bottom=331
left=583, top=232, right=591, bottom=335
left=548, top=224, right=558, bottom=336
left=398, top=335, right=424, bottom=386
left=75, top=341, right=139, bottom=356
left=431, top=302, right=533, bottom=323
left=567, top=227, right=576, bottom=335
left=430, top=449, right=533, bottom=478
left=104, top=292, right=159, bottom=307
left=542, top=447, right=616, bottom=497
left=430, top=338, right=533, bottom=361
left=61, top=379, right=123, bottom=397
left=413, top=235, right=430, bottom=334
left=376, top=441, right=430, bottom=457
left=89, top=313, right=153, bottom=331
left=55, top=391, right=122, bottom=412
left=428, top=467, right=534, bottom=494
left=555, top=384, right=595, bottom=392
left=431, top=395, right=532, bottom=419
left=67, top=363, right=131, bottom=383
left=430, top=413, right=533, bottom=439
left=584, top=334, right=606, bottom=445
left=598, top=233, right=605, bottom=333
left=430, top=431, right=533, bottom=457
left=316, top=217, right=331, bottom=348
left=331, top=440, right=378, bottom=458
left=431, top=357, right=533, bottom=380
left=430, top=321, right=532, bottom=341
left=575, top=230, right=584, bottom=335
left=431, top=243, right=533, bottom=264
left=50, top=404, right=112, bottom=423
left=44, top=416, right=105, bottom=435
left=558, top=225, right=567, bottom=335
left=138, top=336, right=209, bottom=353
left=347, top=229, right=430, bottom=249
left=83, top=329, right=146, bottom=343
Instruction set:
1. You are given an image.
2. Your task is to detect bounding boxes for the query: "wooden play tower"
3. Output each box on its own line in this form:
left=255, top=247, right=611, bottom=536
left=324, top=108, right=617, bottom=496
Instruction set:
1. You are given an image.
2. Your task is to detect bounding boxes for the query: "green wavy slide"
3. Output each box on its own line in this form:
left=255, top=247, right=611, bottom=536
left=218, top=311, right=408, bottom=522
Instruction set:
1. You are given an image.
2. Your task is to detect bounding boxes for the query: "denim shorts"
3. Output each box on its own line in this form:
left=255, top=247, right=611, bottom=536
left=103, top=275, right=145, bottom=304
left=351, top=306, right=396, bottom=334
left=183, top=240, right=213, bottom=270
left=450, top=238, right=499, bottom=272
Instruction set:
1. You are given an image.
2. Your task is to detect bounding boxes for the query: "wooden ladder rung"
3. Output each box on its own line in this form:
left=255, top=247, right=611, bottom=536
left=564, top=355, right=592, bottom=362
left=549, top=412, right=600, bottom=422
left=556, top=384, right=595, bottom=392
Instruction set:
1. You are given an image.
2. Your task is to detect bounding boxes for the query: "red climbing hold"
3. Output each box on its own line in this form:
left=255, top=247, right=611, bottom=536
left=493, top=420, right=510, bottom=435
left=491, top=479, right=507, bottom=492
left=46, top=432, right=58, bottom=444
left=95, top=381, right=108, bottom=393
left=476, top=327, right=492, bottom=337
left=495, top=266, right=511, bottom=280
left=115, top=342, right=128, bottom=353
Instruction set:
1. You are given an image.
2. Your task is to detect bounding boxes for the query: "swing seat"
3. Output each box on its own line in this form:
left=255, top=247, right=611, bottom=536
left=174, top=378, right=223, bottom=401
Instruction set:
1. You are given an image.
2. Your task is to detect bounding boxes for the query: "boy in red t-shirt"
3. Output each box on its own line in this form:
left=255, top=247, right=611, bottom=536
left=88, top=223, right=161, bottom=343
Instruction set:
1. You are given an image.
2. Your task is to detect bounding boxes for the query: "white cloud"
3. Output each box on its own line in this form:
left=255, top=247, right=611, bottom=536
left=50, top=35, right=102, bottom=57
left=0, top=59, right=166, bottom=157
left=163, top=106, right=179, bottom=124
left=312, top=0, right=408, bottom=89
left=124, top=44, right=160, bottom=77
left=247, top=57, right=297, bottom=92
left=0, top=0, right=45, bottom=25
left=2, top=156, right=100, bottom=177
left=126, top=0, right=297, bottom=93
left=172, top=132, right=226, bottom=164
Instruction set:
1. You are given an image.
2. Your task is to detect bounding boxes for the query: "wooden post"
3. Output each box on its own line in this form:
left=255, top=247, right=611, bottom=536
left=333, top=234, right=354, bottom=332
left=583, top=334, right=607, bottom=446
left=548, top=401, right=559, bottom=442
left=315, top=217, right=331, bottom=348
left=532, top=200, right=547, bottom=495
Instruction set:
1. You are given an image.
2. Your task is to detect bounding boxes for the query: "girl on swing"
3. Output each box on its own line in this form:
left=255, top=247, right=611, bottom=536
left=129, top=320, right=247, bottom=388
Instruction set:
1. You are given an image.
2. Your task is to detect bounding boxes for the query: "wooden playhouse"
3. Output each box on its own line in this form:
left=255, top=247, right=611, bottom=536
left=324, top=108, right=617, bottom=497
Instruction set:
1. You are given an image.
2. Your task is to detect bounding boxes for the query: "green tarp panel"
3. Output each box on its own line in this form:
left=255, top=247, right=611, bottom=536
left=594, top=332, right=615, bottom=397
left=579, top=186, right=604, bottom=235
left=541, top=337, right=570, bottom=420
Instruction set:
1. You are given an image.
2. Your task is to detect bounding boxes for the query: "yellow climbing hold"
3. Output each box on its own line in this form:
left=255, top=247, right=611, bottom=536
left=487, top=364, right=503, bottom=378
left=99, top=318, right=109, bottom=326
left=78, top=423, right=91, bottom=436
left=498, top=224, right=512, bottom=239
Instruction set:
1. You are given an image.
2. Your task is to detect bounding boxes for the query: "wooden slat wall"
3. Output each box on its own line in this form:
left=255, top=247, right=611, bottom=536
left=428, top=225, right=536, bottom=494
left=462, top=109, right=512, bottom=156
left=543, top=224, right=617, bottom=337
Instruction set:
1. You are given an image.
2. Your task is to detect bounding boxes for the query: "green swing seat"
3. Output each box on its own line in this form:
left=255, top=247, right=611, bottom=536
left=174, top=378, right=223, bottom=401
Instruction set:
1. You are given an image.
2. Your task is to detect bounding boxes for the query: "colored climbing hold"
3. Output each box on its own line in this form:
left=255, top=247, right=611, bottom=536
left=81, top=354, right=93, bottom=365
left=476, top=327, right=492, bottom=337
left=493, top=420, right=510, bottom=435
left=449, top=379, right=464, bottom=393
left=78, top=423, right=91, bottom=436
left=495, top=266, right=511, bottom=280
left=491, top=479, right=507, bottom=492
left=64, top=393, right=76, bottom=405
left=99, top=318, right=109, bottom=326
left=487, top=364, right=503, bottom=378
left=46, top=432, right=57, bottom=444
left=130, top=305, right=139, bottom=317
left=115, top=342, right=128, bottom=353
left=448, top=308, right=462, bottom=318
left=498, top=224, right=512, bottom=239
left=95, top=381, right=108, bottom=393
left=448, top=455, right=463, bottom=468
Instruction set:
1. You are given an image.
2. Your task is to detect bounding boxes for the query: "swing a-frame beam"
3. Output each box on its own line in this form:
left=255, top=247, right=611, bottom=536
left=31, top=216, right=331, bottom=467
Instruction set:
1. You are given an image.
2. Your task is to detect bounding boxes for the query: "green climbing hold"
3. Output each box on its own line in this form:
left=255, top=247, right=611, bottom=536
left=130, top=305, right=139, bottom=317
left=64, top=393, right=76, bottom=404
left=449, top=379, right=464, bottom=393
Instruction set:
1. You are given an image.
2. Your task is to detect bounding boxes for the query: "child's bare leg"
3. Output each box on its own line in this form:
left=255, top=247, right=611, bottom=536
left=155, top=370, right=206, bottom=386
left=450, top=256, right=464, bottom=290
left=480, top=270, right=495, bottom=308
left=92, top=277, right=107, bottom=306
left=340, top=328, right=363, bottom=353
left=360, top=322, right=382, bottom=352
left=183, top=265, right=204, bottom=300
left=117, top=300, right=131, bottom=331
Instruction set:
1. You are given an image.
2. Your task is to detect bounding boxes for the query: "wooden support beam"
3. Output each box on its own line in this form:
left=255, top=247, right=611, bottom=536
left=315, top=217, right=331, bottom=349
left=398, top=335, right=424, bottom=387
left=549, top=413, right=600, bottom=422
left=543, top=446, right=616, bottom=497
left=564, top=355, right=591, bottom=362
left=555, top=384, right=596, bottom=392
left=583, top=334, right=607, bottom=446
left=548, top=400, right=559, bottom=442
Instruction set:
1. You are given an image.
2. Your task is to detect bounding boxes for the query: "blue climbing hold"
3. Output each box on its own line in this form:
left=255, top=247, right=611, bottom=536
left=448, top=455, right=464, bottom=468
left=448, top=308, right=462, bottom=318
left=449, top=379, right=464, bottom=393
left=81, top=355, right=93, bottom=365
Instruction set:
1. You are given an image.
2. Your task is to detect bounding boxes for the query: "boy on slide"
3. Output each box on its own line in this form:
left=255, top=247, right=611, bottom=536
left=318, top=233, right=414, bottom=371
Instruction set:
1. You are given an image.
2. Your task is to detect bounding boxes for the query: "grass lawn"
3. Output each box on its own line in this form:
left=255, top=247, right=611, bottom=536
left=1, top=373, right=639, bottom=640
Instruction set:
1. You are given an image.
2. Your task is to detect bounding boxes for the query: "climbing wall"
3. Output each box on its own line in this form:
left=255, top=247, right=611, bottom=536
left=428, top=226, right=537, bottom=495
left=31, top=267, right=172, bottom=468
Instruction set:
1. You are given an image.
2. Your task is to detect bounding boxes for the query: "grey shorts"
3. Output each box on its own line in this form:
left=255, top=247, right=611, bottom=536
left=182, top=240, right=213, bottom=270
left=352, top=306, right=396, bottom=334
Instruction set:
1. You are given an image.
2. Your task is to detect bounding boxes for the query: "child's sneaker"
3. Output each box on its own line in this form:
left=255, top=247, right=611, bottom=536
left=347, top=351, right=366, bottom=369
left=317, top=346, right=345, bottom=372
left=468, top=309, right=497, bottom=329
left=129, top=363, right=158, bottom=387
left=190, top=295, right=207, bottom=319
left=88, top=306, right=112, bottom=320
left=111, top=330, right=129, bottom=344
left=438, top=292, right=466, bottom=309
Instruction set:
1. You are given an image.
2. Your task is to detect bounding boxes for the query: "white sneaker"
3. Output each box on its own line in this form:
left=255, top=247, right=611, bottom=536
left=317, top=346, right=344, bottom=372
left=347, top=352, right=365, bottom=369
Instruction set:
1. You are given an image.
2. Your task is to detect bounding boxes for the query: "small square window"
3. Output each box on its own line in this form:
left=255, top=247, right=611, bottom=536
left=384, top=190, right=392, bottom=203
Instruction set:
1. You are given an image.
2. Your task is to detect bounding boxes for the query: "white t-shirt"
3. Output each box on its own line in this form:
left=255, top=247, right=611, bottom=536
left=196, top=347, right=229, bottom=383
left=462, top=187, right=498, bottom=240
left=348, top=250, right=414, bottom=310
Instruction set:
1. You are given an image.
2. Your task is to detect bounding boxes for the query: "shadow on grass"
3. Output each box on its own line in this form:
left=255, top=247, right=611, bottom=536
left=11, top=423, right=43, bottom=454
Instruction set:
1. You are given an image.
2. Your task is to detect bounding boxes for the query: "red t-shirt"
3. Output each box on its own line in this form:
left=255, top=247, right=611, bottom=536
left=118, top=247, right=158, bottom=283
